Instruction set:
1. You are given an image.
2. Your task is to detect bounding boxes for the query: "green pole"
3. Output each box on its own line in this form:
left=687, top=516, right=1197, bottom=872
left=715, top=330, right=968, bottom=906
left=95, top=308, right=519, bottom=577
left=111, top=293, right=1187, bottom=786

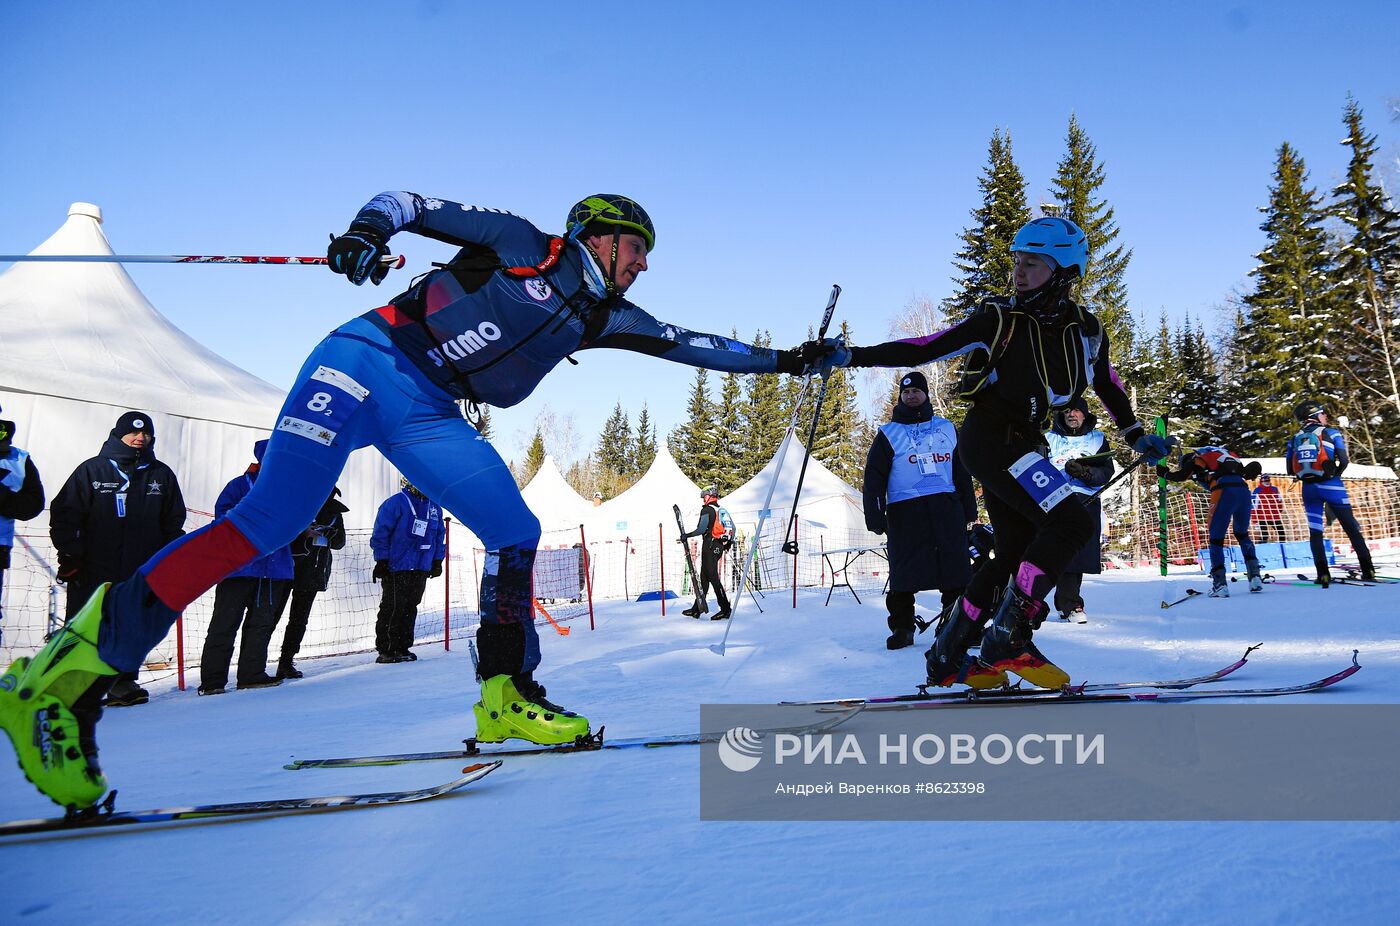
left=1156, top=416, right=1169, bottom=576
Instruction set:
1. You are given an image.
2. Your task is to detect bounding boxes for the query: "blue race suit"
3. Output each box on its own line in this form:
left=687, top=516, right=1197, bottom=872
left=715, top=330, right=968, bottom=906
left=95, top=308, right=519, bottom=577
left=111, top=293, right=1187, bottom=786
left=1160, top=447, right=1258, bottom=578
left=1285, top=423, right=1373, bottom=576
left=102, top=193, right=794, bottom=681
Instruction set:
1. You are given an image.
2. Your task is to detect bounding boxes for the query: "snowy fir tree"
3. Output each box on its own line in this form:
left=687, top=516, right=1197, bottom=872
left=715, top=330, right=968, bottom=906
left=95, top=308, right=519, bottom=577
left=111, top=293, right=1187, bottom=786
left=632, top=404, right=657, bottom=479
left=1328, top=96, right=1400, bottom=466
left=472, top=403, right=494, bottom=440
left=1238, top=141, right=1341, bottom=454
left=944, top=128, right=1030, bottom=317
left=809, top=320, right=866, bottom=488
left=714, top=357, right=746, bottom=493
left=740, top=331, right=788, bottom=478
left=671, top=367, right=722, bottom=485
left=518, top=430, right=547, bottom=487
left=1052, top=113, right=1134, bottom=356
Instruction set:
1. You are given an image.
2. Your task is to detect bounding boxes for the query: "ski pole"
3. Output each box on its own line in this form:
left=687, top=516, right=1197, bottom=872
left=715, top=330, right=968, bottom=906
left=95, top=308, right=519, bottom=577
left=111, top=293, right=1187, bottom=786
left=0, top=253, right=407, bottom=269
left=1084, top=437, right=1179, bottom=502
left=780, top=285, right=842, bottom=557
left=711, top=284, right=840, bottom=656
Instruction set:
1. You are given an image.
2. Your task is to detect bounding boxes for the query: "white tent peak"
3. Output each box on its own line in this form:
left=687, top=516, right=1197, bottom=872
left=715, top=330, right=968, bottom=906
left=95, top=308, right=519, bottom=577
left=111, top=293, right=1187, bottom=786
left=522, top=455, right=593, bottom=532
left=68, top=202, right=103, bottom=223
left=0, top=202, right=284, bottom=428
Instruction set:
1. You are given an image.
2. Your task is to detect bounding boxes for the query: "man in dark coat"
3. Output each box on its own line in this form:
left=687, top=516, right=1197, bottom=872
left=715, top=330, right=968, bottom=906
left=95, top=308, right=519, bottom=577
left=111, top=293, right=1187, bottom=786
left=50, top=411, right=185, bottom=706
left=1044, top=398, right=1113, bottom=623
left=275, top=488, right=348, bottom=679
left=863, top=371, right=977, bottom=650
left=0, top=408, right=46, bottom=649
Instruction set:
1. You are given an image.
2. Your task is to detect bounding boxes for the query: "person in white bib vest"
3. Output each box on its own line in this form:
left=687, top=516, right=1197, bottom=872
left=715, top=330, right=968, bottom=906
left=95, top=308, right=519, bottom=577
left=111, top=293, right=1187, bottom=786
left=0, top=408, right=46, bottom=650
left=1044, top=398, right=1112, bottom=623
left=863, top=371, right=977, bottom=650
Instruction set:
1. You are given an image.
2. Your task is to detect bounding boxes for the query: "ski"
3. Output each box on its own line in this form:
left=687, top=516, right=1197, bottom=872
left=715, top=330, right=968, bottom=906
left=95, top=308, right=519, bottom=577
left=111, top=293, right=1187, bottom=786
left=286, top=706, right=863, bottom=770
left=672, top=503, right=704, bottom=609
left=1297, top=573, right=1373, bottom=587
left=823, top=651, right=1361, bottom=713
left=1161, top=588, right=1204, bottom=608
left=1342, top=567, right=1399, bottom=583
left=0, top=760, right=501, bottom=840
left=782, top=644, right=1264, bottom=706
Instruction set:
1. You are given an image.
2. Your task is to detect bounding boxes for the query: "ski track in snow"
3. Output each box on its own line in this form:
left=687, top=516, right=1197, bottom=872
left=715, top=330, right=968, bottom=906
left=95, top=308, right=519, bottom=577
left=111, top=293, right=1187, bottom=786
left=2, top=565, right=1398, bottom=924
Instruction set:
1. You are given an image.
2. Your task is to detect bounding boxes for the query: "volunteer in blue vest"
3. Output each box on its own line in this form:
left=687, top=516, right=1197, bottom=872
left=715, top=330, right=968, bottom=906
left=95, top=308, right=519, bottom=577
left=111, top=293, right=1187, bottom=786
left=198, top=440, right=294, bottom=695
left=862, top=371, right=976, bottom=650
left=1158, top=443, right=1263, bottom=597
left=1284, top=400, right=1375, bottom=585
left=1044, top=398, right=1113, bottom=624
left=679, top=486, right=733, bottom=620
left=370, top=478, right=446, bottom=661
left=0, top=409, right=46, bottom=650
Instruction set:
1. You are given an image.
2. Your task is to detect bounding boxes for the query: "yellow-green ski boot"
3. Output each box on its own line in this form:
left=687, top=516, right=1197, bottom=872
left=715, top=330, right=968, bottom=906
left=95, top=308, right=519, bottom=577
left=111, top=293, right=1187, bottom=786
left=472, top=674, right=591, bottom=746
left=0, top=584, right=120, bottom=809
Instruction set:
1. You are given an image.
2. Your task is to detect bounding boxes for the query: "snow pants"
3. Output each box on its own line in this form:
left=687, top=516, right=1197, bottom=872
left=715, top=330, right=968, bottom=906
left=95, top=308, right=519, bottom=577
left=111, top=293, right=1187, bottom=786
left=1207, top=479, right=1256, bottom=576
left=1301, top=479, right=1373, bottom=574
left=100, top=317, right=543, bottom=676
left=199, top=577, right=292, bottom=689
left=376, top=570, right=428, bottom=656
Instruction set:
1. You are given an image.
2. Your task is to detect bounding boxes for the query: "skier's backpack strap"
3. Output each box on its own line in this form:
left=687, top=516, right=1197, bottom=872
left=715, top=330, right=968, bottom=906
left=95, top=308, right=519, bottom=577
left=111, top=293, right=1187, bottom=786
left=957, top=298, right=1016, bottom=399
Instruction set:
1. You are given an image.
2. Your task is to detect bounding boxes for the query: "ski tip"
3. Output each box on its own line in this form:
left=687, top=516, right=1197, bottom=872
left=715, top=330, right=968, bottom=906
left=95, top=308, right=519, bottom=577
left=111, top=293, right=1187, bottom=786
left=461, top=759, right=504, bottom=776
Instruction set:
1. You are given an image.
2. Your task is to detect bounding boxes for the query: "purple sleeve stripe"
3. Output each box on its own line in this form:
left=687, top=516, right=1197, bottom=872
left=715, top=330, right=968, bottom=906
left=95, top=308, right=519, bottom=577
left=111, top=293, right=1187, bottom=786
left=898, top=328, right=951, bottom=347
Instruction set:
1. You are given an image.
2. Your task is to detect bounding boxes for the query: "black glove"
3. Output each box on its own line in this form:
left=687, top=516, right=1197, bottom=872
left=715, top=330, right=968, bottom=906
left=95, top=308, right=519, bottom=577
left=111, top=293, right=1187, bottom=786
left=677, top=536, right=689, bottom=544
left=372, top=560, right=389, bottom=583
left=430, top=559, right=443, bottom=579
left=1243, top=460, right=1263, bottom=480
left=1155, top=463, right=1170, bottom=477
left=1065, top=459, right=1091, bottom=482
left=56, top=553, right=82, bottom=581
left=793, top=338, right=852, bottom=376
left=866, top=514, right=886, bottom=536
left=327, top=225, right=391, bottom=286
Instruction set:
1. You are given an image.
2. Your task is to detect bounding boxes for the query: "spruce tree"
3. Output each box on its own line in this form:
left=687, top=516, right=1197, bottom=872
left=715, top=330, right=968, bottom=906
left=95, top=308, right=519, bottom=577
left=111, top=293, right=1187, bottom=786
left=809, top=320, right=866, bottom=487
left=519, top=430, right=547, bottom=486
left=741, top=331, right=788, bottom=478
left=673, top=368, right=722, bottom=483
left=633, top=404, right=657, bottom=477
left=1239, top=141, right=1340, bottom=453
left=945, top=128, right=1030, bottom=317
left=1052, top=113, right=1134, bottom=354
left=1327, top=96, right=1400, bottom=466
left=714, top=351, right=746, bottom=492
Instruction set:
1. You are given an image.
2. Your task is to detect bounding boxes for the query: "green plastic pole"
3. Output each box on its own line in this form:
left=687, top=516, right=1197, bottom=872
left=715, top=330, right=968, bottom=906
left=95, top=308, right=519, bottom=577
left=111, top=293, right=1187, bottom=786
left=1156, top=416, right=1169, bottom=576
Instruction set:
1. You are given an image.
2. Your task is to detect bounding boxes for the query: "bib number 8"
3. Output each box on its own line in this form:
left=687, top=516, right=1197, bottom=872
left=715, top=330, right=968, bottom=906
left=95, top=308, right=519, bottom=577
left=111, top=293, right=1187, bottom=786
left=307, top=392, right=334, bottom=414
left=1008, top=452, right=1074, bottom=513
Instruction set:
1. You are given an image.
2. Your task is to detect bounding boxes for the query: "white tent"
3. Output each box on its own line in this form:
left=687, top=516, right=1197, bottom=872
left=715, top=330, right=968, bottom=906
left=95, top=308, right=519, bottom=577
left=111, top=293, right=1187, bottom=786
left=0, top=202, right=396, bottom=526
left=723, top=433, right=870, bottom=538
left=588, top=441, right=701, bottom=541
left=521, top=455, right=594, bottom=533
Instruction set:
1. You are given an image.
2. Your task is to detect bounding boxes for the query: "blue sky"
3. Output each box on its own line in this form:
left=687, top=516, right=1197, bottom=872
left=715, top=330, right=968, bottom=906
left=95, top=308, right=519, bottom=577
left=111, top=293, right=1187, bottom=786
left=3, top=1, right=1397, bottom=467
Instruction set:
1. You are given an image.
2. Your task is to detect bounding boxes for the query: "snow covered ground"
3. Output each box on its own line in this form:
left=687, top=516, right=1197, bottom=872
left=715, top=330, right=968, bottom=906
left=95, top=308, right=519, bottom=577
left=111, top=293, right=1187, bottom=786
left=3, top=565, right=1399, bottom=925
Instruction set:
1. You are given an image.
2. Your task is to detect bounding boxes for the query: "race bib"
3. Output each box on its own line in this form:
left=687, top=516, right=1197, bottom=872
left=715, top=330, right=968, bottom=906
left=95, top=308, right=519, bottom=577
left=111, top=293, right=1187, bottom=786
left=277, top=366, right=369, bottom=447
left=1008, top=452, right=1074, bottom=513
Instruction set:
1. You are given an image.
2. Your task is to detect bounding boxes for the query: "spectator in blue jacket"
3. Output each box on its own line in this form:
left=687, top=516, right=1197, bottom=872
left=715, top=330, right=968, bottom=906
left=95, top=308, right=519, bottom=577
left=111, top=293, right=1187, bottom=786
left=371, top=478, right=446, bottom=663
left=198, top=441, right=295, bottom=694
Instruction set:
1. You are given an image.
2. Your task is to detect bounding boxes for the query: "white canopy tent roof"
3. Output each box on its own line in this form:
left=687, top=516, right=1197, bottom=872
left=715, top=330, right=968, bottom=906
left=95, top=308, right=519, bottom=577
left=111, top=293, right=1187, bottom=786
left=723, top=433, right=869, bottom=536
left=521, top=455, right=594, bottom=533
left=588, top=441, right=702, bottom=540
left=0, top=203, right=396, bottom=526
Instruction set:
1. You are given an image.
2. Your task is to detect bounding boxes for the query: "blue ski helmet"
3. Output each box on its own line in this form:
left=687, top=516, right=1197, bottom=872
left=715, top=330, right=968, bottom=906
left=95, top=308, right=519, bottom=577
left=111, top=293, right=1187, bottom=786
left=566, top=195, right=655, bottom=252
left=1011, top=217, right=1088, bottom=278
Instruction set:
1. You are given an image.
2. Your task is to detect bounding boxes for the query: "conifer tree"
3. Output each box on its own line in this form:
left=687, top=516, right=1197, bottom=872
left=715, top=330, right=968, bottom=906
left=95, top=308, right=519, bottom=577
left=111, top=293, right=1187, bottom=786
left=1166, top=317, right=1220, bottom=445
left=519, top=430, right=547, bottom=486
left=1239, top=141, right=1340, bottom=453
left=741, top=331, right=787, bottom=477
left=633, top=404, right=657, bottom=477
left=1327, top=97, right=1400, bottom=465
left=1052, top=114, right=1133, bottom=354
left=945, top=128, right=1030, bottom=317
left=473, top=404, right=494, bottom=440
left=810, top=320, right=866, bottom=487
left=714, top=350, right=746, bottom=492
left=673, top=368, right=722, bottom=483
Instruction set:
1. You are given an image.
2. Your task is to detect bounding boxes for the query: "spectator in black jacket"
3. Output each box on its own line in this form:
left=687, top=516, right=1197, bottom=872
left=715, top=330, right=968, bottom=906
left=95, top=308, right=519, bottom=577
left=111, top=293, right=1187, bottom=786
left=275, top=488, right=348, bottom=679
left=1043, top=398, right=1114, bottom=623
left=863, top=372, right=977, bottom=650
left=50, top=411, right=185, bottom=706
left=0, top=409, right=46, bottom=648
